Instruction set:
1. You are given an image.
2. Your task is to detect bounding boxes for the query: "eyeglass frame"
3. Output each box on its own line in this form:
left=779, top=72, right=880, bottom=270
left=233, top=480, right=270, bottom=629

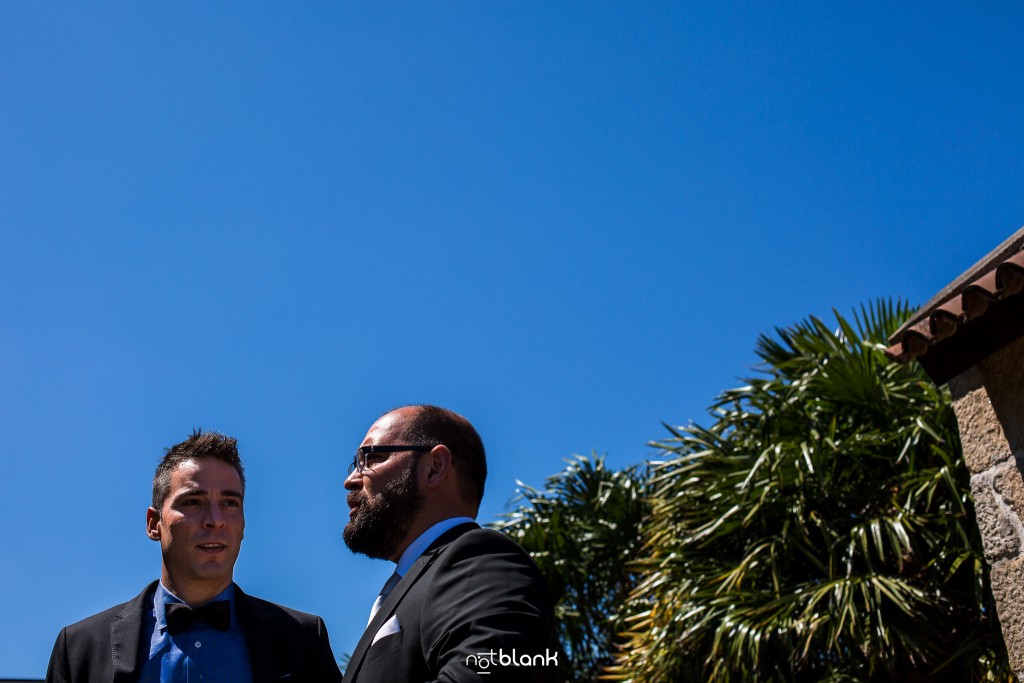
left=347, top=445, right=434, bottom=475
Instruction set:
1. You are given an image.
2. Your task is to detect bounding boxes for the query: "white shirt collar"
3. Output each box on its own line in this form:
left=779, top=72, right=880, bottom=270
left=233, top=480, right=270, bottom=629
left=395, top=516, right=474, bottom=576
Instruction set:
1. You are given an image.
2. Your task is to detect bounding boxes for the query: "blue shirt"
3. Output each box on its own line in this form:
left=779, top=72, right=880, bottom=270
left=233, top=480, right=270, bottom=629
left=138, top=582, right=254, bottom=683
left=394, top=516, right=475, bottom=577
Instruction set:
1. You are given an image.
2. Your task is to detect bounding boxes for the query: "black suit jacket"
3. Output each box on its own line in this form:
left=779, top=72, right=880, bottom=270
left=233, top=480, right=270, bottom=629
left=45, top=581, right=343, bottom=683
left=344, top=522, right=560, bottom=683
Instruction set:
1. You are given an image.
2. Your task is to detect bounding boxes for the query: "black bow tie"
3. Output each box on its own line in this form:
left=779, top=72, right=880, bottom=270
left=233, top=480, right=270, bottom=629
left=165, top=600, right=231, bottom=634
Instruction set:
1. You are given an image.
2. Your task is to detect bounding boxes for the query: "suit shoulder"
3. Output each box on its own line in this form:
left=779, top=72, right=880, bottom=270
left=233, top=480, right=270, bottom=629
left=238, top=593, right=327, bottom=627
left=447, top=525, right=534, bottom=556
left=62, top=600, right=132, bottom=633
left=59, top=584, right=151, bottom=644
left=435, top=526, right=546, bottom=582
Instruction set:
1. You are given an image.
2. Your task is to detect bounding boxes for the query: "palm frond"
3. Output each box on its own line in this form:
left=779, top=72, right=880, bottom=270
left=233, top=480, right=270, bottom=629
left=610, top=298, right=1014, bottom=683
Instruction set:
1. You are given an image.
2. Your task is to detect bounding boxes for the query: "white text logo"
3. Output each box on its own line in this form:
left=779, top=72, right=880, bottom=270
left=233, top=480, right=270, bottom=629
left=465, top=648, right=559, bottom=675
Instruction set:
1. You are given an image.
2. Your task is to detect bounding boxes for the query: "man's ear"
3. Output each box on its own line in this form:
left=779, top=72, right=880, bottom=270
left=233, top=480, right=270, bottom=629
left=423, top=445, right=453, bottom=490
left=146, top=507, right=162, bottom=541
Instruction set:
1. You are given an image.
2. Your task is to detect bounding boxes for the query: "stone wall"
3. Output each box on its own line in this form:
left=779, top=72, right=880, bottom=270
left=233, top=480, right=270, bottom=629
left=949, top=334, right=1024, bottom=675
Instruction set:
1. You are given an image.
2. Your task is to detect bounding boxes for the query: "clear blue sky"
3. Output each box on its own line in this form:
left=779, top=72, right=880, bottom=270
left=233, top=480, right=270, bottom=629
left=2, top=2, right=1023, bottom=677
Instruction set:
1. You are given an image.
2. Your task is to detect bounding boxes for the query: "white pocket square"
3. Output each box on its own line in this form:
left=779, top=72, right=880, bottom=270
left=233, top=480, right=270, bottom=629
left=371, top=614, right=401, bottom=645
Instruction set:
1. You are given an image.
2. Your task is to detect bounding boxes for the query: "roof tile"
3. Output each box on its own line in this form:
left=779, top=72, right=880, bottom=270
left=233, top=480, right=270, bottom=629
left=886, top=227, right=1024, bottom=383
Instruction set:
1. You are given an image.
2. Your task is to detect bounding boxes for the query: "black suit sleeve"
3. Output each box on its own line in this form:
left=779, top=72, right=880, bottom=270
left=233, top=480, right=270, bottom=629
left=313, top=616, right=344, bottom=682
left=421, top=532, right=560, bottom=683
left=45, top=627, right=70, bottom=683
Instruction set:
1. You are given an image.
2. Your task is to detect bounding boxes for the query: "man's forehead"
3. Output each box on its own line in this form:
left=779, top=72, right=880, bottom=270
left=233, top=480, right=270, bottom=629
left=365, top=408, right=417, bottom=441
left=169, top=459, right=242, bottom=488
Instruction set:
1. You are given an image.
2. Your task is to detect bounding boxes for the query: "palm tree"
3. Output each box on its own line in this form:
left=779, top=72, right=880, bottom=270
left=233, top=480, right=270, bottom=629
left=609, top=300, right=1012, bottom=682
left=494, top=454, right=648, bottom=682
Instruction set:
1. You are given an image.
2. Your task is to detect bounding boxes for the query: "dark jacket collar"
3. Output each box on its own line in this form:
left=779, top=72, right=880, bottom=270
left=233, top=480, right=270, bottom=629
left=111, top=581, right=158, bottom=683
left=235, top=584, right=299, bottom=683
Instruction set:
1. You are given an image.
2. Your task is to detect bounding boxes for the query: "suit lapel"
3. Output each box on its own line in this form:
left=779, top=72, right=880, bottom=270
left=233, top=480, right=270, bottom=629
left=111, top=581, right=157, bottom=683
left=345, top=522, right=478, bottom=681
left=237, top=586, right=290, bottom=683
left=345, top=551, right=437, bottom=681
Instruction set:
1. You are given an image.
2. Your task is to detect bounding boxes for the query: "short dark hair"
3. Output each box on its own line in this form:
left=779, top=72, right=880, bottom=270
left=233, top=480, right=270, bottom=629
left=399, top=405, right=486, bottom=508
left=152, top=429, right=246, bottom=513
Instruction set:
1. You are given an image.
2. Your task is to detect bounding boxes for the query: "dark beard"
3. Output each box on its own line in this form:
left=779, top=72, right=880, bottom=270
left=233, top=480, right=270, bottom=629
left=343, top=463, right=424, bottom=560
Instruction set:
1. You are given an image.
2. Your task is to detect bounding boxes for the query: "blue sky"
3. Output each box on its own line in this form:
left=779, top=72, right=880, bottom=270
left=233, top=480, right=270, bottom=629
left=3, top=2, right=1023, bottom=677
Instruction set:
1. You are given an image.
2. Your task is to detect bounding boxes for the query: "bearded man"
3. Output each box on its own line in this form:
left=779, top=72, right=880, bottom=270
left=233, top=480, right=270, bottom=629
left=341, top=405, right=561, bottom=683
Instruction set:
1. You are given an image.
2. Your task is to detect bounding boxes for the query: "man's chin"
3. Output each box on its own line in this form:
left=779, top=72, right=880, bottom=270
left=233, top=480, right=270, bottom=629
left=343, top=526, right=393, bottom=560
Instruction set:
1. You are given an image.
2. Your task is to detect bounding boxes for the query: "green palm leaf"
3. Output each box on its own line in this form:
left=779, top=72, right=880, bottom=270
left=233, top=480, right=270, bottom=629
left=611, top=299, right=1013, bottom=682
left=494, top=453, right=649, bottom=683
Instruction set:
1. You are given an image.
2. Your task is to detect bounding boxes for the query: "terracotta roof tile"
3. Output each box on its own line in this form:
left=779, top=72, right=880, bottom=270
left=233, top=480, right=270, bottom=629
left=886, top=227, right=1024, bottom=384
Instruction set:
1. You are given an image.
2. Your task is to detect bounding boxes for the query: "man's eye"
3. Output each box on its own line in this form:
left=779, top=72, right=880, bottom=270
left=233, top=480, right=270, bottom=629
left=222, top=499, right=242, bottom=507
left=182, top=499, right=200, bottom=506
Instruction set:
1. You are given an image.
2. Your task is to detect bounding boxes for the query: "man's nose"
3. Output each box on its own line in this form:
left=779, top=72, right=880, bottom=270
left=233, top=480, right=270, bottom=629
left=204, top=504, right=226, bottom=527
left=344, top=470, right=361, bottom=490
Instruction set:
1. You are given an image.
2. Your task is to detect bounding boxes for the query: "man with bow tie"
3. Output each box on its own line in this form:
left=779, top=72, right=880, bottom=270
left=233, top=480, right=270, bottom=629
left=45, top=430, right=343, bottom=683
left=341, top=405, right=561, bottom=683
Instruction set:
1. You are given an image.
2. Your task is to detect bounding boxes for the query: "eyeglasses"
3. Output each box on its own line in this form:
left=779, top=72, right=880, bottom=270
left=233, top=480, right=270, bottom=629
left=347, top=445, right=433, bottom=475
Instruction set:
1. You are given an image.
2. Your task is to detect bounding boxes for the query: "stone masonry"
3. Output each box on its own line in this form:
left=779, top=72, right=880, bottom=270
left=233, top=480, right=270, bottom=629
left=949, top=334, right=1024, bottom=674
